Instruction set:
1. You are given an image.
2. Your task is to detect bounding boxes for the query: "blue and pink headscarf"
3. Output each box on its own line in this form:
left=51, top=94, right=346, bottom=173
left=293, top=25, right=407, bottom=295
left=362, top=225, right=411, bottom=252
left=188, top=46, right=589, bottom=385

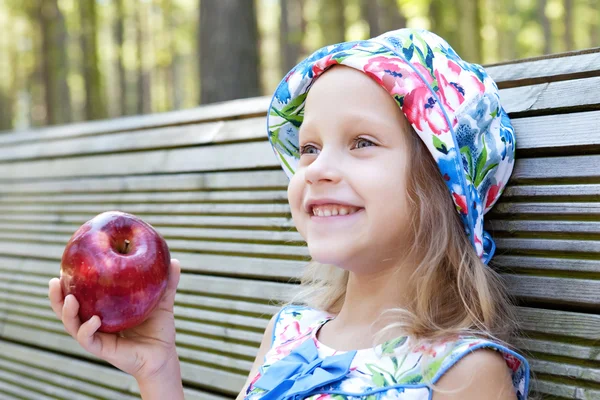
left=266, top=28, right=515, bottom=264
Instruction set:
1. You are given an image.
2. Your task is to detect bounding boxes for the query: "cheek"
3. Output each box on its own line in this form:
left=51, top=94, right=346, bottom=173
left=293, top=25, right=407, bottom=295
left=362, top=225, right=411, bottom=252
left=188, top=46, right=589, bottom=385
left=287, top=175, right=305, bottom=219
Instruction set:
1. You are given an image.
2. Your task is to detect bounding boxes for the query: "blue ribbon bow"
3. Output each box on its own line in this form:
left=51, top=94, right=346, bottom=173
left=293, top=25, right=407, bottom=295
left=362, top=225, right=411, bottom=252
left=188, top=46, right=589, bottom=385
left=253, top=338, right=357, bottom=400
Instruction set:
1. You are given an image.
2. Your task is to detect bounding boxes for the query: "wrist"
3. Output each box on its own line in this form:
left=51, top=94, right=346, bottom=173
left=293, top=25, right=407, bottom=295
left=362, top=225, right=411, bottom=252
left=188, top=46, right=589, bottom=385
left=136, top=351, right=184, bottom=400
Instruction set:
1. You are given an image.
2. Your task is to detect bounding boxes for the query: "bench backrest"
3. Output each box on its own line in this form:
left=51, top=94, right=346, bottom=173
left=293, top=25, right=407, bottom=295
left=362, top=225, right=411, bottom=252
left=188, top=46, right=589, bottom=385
left=0, top=48, right=598, bottom=399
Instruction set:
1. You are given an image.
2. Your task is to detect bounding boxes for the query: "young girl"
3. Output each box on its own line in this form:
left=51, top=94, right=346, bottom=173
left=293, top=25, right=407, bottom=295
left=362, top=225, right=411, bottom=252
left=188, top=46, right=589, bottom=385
left=49, top=28, right=530, bottom=400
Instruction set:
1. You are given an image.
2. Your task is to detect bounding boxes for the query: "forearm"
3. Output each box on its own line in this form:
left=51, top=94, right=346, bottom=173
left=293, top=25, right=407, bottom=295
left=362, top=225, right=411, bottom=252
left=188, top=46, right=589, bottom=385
left=137, top=353, right=184, bottom=400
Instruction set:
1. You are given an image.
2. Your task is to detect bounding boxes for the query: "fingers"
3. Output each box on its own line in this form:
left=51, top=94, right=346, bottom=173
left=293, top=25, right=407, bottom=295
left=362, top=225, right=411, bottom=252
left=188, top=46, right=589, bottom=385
left=61, top=294, right=83, bottom=338
left=158, top=258, right=182, bottom=310
left=48, top=278, right=65, bottom=319
left=76, top=315, right=105, bottom=355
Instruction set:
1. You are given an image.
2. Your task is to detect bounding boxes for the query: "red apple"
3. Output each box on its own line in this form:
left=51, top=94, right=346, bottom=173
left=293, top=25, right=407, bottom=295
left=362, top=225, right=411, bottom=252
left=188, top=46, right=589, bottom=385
left=60, top=211, right=170, bottom=333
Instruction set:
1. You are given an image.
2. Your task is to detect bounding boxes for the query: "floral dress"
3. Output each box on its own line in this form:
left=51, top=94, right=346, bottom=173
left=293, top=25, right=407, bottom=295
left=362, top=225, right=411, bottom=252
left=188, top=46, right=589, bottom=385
left=244, top=305, right=530, bottom=400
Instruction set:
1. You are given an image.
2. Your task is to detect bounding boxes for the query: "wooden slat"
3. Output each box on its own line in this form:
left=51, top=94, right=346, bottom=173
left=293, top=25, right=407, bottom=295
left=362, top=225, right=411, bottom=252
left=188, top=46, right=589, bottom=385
left=486, top=220, right=600, bottom=235
left=0, top=213, right=296, bottom=229
left=0, top=340, right=227, bottom=400
left=0, top=117, right=267, bottom=162
left=0, top=189, right=289, bottom=204
left=0, top=321, right=246, bottom=395
left=492, top=202, right=600, bottom=216
left=0, top=170, right=288, bottom=194
left=492, top=255, right=600, bottom=274
left=485, top=48, right=600, bottom=85
left=0, top=96, right=271, bottom=145
left=502, top=183, right=600, bottom=198
left=515, top=337, right=600, bottom=361
left=0, top=256, right=298, bottom=299
left=512, top=154, right=600, bottom=180
left=534, top=379, right=600, bottom=399
left=503, top=275, right=600, bottom=307
left=511, top=110, right=600, bottom=153
left=0, top=201, right=291, bottom=215
left=495, top=238, right=600, bottom=254
left=0, top=140, right=277, bottom=181
left=501, top=76, right=600, bottom=114
left=517, top=307, right=600, bottom=340
left=0, top=224, right=303, bottom=244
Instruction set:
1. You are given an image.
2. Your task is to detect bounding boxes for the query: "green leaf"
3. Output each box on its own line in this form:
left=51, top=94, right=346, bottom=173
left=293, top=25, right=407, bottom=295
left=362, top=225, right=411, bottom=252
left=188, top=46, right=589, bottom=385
left=382, top=336, right=407, bottom=355
left=460, top=146, right=473, bottom=179
left=432, top=135, right=448, bottom=155
left=475, top=162, right=498, bottom=187
left=280, top=91, right=308, bottom=116
left=366, top=363, right=396, bottom=386
left=475, top=140, right=488, bottom=182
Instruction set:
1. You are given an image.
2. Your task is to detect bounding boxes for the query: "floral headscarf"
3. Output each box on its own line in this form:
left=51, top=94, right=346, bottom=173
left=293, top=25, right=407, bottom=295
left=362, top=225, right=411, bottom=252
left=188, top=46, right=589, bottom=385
left=266, top=28, right=516, bottom=264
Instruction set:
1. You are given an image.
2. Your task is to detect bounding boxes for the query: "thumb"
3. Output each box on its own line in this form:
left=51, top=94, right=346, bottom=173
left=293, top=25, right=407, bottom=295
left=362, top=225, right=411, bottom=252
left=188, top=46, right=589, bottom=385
left=158, top=258, right=181, bottom=311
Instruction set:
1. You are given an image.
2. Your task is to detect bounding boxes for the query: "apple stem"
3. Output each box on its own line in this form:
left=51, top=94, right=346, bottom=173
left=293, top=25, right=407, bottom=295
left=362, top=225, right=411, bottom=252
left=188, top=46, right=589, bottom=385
left=123, top=239, right=130, bottom=253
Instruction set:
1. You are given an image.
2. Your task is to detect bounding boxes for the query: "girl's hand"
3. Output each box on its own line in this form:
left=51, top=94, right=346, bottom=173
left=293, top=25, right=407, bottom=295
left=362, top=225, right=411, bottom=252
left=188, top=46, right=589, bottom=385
left=48, top=258, right=182, bottom=382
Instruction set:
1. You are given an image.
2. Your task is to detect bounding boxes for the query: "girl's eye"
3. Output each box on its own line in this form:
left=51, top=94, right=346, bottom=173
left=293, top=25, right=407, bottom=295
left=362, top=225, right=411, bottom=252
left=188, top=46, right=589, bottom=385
left=299, top=137, right=375, bottom=155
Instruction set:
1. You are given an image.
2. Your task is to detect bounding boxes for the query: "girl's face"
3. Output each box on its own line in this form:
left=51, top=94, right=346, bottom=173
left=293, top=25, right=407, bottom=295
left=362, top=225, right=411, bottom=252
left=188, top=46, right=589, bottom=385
left=288, top=65, right=415, bottom=275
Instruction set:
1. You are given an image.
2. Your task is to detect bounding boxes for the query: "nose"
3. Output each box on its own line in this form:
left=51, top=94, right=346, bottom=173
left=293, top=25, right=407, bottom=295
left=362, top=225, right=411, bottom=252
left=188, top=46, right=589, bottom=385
left=303, top=147, right=343, bottom=185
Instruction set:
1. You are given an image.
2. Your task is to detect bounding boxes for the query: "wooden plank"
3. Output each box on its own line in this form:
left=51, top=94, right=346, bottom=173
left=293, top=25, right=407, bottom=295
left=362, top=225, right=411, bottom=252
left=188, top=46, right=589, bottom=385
left=0, top=224, right=303, bottom=244
left=0, top=340, right=230, bottom=400
left=517, top=307, right=600, bottom=340
left=0, top=321, right=248, bottom=394
left=500, top=76, right=600, bottom=114
left=0, top=117, right=268, bottom=162
left=485, top=48, right=600, bottom=86
left=495, top=238, right=600, bottom=254
left=0, top=202, right=291, bottom=215
left=0, top=189, right=289, bottom=205
left=492, top=202, right=600, bottom=216
left=0, top=378, right=56, bottom=400
left=492, top=255, right=600, bottom=274
left=0, top=140, right=277, bottom=181
left=0, top=96, right=271, bottom=145
left=512, top=154, right=600, bottom=181
left=511, top=111, right=600, bottom=153
left=0, top=358, right=135, bottom=400
left=534, top=379, right=600, bottom=399
left=0, top=170, right=288, bottom=194
left=514, top=337, right=600, bottom=361
left=0, top=213, right=296, bottom=229
left=0, top=257, right=298, bottom=300
left=531, top=359, right=600, bottom=383
left=486, top=220, right=600, bottom=235
left=504, top=275, right=600, bottom=307
left=0, top=240, right=310, bottom=267
left=502, top=183, right=600, bottom=198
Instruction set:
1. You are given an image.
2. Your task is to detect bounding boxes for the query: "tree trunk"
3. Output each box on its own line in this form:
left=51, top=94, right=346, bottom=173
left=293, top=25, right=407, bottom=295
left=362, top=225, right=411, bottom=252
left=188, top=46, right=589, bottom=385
left=114, top=0, right=127, bottom=115
left=361, top=0, right=380, bottom=37
left=592, top=0, right=600, bottom=47
left=39, top=0, right=72, bottom=125
left=318, top=0, right=346, bottom=45
left=279, top=0, right=305, bottom=74
left=379, top=0, right=406, bottom=32
left=136, top=1, right=152, bottom=114
left=199, top=0, right=261, bottom=104
left=79, top=0, right=106, bottom=121
left=564, top=0, right=574, bottom=51
left=429, top=0, right=458, bottom=47
left=538, top=0, right=552, bottom=54
left=456, top=0, right=482, bottom=62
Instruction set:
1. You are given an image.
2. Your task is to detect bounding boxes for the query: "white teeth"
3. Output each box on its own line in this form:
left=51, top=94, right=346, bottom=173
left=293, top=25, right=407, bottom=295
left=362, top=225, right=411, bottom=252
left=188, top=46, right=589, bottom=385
left=312, top=205, right=360, bottom=217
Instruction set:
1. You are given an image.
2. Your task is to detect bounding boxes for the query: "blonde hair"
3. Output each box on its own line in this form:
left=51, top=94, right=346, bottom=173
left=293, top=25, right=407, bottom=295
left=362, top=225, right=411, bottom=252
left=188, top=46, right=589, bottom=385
left=280, top=114, right=535, bottom=395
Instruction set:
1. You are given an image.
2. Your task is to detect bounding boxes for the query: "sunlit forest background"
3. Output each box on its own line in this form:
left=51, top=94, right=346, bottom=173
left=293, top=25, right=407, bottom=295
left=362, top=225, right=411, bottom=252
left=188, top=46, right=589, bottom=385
left=0, top=0, right=598, bottom=131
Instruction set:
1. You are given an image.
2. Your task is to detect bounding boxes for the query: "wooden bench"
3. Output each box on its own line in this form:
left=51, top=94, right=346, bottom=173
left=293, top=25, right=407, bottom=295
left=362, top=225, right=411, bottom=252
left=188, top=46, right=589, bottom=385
left=0, top=48, right=598, bottom=399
